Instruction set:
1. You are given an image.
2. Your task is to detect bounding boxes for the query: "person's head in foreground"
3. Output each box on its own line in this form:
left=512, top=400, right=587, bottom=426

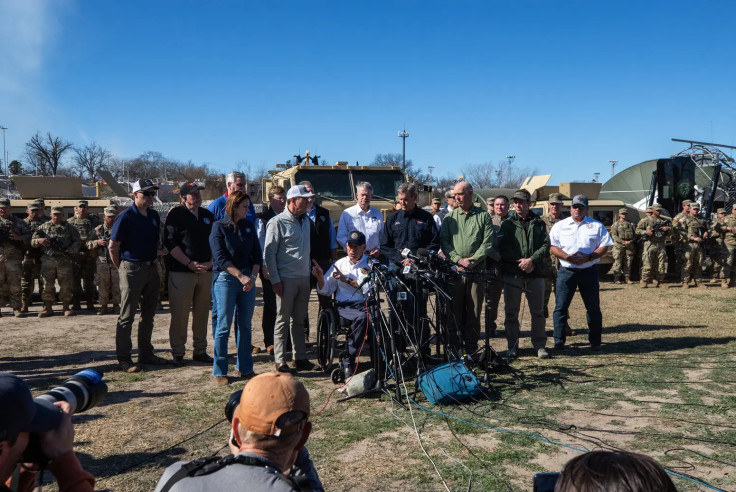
left=554, top=450, right=676, bottom=492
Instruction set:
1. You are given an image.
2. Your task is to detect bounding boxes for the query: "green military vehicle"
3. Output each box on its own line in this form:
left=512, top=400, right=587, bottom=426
left=261, top=160, right=410, bottom=224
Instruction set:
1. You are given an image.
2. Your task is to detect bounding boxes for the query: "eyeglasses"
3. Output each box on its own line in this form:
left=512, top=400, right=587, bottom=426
left=571, top=204, right=586, bottom=209
left=140, top=190, right=156, bottom=197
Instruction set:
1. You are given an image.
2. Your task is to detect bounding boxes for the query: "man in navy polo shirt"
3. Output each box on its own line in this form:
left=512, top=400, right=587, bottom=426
left=109, top=179, right=169, bottom=373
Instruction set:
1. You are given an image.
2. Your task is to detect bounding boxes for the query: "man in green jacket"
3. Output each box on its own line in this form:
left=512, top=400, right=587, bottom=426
left=499, top=189, right=551, bottom=359
left=440, top=181, right=496, bottom=355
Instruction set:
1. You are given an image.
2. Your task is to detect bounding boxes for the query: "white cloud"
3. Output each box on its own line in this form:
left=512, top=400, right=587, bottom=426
left=0, top=0, right=61, bottom=92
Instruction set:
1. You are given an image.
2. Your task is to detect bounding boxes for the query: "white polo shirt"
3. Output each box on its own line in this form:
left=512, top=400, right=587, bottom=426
left=337, top=204, right=383, bottom=252
left=317, top=254, right=371, bottom=303
left=549, top=216, right=613, bottom=269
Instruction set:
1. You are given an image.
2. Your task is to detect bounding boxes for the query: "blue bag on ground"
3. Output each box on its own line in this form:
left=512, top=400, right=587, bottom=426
left=417, top=361, right=483, bottom=405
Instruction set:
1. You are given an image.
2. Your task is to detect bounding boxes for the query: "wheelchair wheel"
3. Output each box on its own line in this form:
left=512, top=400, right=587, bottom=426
left=316, top=307, right=336, bottom=372
left=331, top=367, right=344, bottom=385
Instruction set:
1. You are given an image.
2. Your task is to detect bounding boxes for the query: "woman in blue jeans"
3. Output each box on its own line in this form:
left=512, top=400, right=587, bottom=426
left=209, top=191, right=262, bottom=384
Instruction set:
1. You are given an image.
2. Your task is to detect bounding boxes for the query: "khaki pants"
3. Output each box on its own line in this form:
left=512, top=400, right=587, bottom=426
left=116, top=261, right=159, bottom=363
left=168, top=270, right=212, bottom=357
left=504, top=276, right=546, bottom=351
left=274, top=276, right=310, bottom=364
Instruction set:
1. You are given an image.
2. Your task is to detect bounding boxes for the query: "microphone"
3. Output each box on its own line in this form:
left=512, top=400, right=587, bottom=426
left=357, top=275, right=371, bottom=288
left=416, top=248, right=437, bottom=258
left=401, top=248, right=425, bottom=263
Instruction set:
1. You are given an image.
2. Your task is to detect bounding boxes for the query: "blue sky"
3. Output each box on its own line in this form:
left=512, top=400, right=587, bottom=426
left=1, top=0, right=735, bottom=184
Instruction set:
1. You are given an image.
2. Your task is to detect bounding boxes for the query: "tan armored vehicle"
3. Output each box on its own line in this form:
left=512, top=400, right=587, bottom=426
left=7, top=176, right=117, bottom=218
left=262, top=160, right=410, bottom=224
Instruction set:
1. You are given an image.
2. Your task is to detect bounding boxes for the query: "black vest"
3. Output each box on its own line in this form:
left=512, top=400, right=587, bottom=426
left=260, top=207, right=277, bottom=227
left=309, top=206, right=332, bottom=263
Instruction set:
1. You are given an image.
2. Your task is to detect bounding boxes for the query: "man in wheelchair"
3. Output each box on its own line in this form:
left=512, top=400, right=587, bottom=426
left=311, top=230, right=371, bottom=381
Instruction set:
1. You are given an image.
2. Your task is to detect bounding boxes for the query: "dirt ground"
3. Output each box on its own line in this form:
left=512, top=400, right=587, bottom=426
left=1, top=276, right=735, bottom=491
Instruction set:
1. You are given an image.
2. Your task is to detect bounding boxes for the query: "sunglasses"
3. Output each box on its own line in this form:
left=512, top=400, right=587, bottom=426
left=571, top=204, right=586, bottom=209
left=140, top=190, right=156, bottom=197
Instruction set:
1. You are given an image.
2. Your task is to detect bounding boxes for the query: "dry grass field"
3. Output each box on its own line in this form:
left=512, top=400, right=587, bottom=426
left=2, top=278, right=735, bottom=491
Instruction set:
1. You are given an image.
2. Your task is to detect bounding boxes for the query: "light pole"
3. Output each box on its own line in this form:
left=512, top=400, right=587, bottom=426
left=398, top=129, right=410, bottom=171
left=0, top=126, right=7, bottom=175
left=608, top=159, right=618, bottom=178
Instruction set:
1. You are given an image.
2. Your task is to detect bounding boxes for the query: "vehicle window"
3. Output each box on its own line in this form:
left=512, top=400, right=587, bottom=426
left=351, top=170, right=405, bottom=200
left=531, top=207, right=543, bottom=215
left=592, top=210, right=614, bottom=226
left=294, top=170, right=353, bottom=200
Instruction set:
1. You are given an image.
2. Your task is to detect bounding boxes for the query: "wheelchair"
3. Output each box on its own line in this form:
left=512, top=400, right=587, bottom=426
left=316, top=300, right=371, bottom=384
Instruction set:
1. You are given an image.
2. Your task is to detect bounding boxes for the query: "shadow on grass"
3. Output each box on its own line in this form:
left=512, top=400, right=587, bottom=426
left=604, top=323, right=708, bottom=334
left=0, top=350, right=117, bottom=373
left=598, top=336, right=735, bottom=355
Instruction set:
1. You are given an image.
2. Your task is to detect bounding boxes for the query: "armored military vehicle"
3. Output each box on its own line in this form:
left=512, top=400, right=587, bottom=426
left=261, top=160, right=411, bottom=224
left=7, top=176, right=116, bottom=219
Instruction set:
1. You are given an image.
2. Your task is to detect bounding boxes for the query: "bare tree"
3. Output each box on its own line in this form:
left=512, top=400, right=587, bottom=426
left=463, top=162, right=498, bottom=189
left=24, top=132, right=74, bottom=176
left=8, top=160, right=22, bottom=175
left=73, top=142, right=111, bottom=181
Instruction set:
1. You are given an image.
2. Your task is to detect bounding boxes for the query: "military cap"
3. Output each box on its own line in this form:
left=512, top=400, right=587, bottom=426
left=652, top=203, right=663, bottom=211
left=104, top=206, right=118, bottom=217
left=512, top=189, right=531, bottom=201
left=485, top=197, right=495, bottom=205
left=618, top=208, right=628, bottom=214
left=682, top=199, right=692, bottom=206
left=28, top=202, right=40, bottom=211
left=0, top=197, right=10, bottom=207
left=32, top=198, right=45, bottom=206
left=432, top=198, right=441, bottom=204
left=548, top=193, right=564, bottom=204
left=51, top=206, right=65, bottom=214
left=690, top=202, right=700, bottom=210
left=645, top=206, right=653, bottom=213
left=77, top=200, right=88, bottom=207
left=716, top=208, right=726, bottom=214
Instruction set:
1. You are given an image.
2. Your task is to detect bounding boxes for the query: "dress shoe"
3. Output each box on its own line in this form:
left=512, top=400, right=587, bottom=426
left=120, top=361, right=141, bottom=373
left=275, top=363, right=292, bottom=373
left=172, top=356, right=185, bottom=367
left=139, top=354, right=170, bottom=365
left=214, top=376, right=229, bottom=385
left=193, top=353, right=214, bottom=363
left=293, top=359, right=315, bottom=371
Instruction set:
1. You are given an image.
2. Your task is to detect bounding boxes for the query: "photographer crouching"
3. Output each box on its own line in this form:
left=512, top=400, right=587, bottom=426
left=0, top=373, right=94, bottom=492
left=155, top=372, right=323, bottom=491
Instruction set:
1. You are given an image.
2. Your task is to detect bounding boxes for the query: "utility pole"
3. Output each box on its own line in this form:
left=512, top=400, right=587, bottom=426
left=608, top=159, right=618, bottom=178
left=0, top=126, right=7, bottom=175
left=427, top=165, right=434, bottom=186
left=398, top=129, right=410, bottom=171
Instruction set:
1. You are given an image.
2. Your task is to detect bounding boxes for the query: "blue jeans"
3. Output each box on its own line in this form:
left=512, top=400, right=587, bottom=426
left=553, top=266, right=602, bottom=347
left=212, top=272, right=255, bottom=377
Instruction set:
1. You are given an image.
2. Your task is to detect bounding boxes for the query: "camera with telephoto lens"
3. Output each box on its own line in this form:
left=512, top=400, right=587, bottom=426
left=22, top=369, right=108, bottom=464
left=225, top=389, right=243, bottom=423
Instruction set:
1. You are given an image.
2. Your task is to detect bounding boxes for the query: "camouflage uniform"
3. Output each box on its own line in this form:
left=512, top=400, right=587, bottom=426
left=22, top=213, right=49, bottom=309
left=87, top=221, right=120, bottom=312
left=610, top=213, right=637, bottom=282
left=677, top=211, right=708, bottom=286
left=540, top=213, right=562, bottom=316
left=707, top=211, right=727, bottom=281
left=68, top=211, right=101, bottom=310
left=31, top=215, right=81, bottom=316
left=722, top=211, right=736, bottom=287
left=671, top=203, right=691, bottom=277
left=0, top=207, right=32, bottom=316
left=636, top=211, right=670, bottom=286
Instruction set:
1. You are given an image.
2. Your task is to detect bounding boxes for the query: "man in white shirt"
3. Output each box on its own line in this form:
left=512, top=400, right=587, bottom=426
left=549, top=195, right=613, bottom=352
left=312, top=231, right=371, bottom=381
left=337, top=182, right=383, bottom=258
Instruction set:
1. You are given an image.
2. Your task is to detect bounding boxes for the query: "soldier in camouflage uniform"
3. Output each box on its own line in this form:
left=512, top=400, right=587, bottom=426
left=610, top=208, right=637, bottom=284
left=68, top=200, right=101, bottom=311
left=0, top=197, right=32, bottom=317
left=31, top=206, right=81, bottom=317
left=636, top=203, right=671, bottom=288
left=87, top=206, right=120, bottom=315
left=21, top=202, right=48, bottom=312
left=676, top=203, right=709, bottom=288
left=708, top=208, right=727, bottom=282
left=721, top=204, right=736, bottom=288
left=671, top=200, right=692, bottom=276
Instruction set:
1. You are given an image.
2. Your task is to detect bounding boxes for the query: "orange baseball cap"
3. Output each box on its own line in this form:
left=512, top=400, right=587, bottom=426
left=236, top=372, right=310, bottom=437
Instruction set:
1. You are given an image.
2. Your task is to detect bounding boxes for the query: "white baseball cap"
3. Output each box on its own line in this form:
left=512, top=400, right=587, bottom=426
left=286, top=185, right=315, bottom=199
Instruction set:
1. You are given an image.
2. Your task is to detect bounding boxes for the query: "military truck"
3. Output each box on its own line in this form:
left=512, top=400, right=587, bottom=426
left=261, top=161, right=410, bottom=224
